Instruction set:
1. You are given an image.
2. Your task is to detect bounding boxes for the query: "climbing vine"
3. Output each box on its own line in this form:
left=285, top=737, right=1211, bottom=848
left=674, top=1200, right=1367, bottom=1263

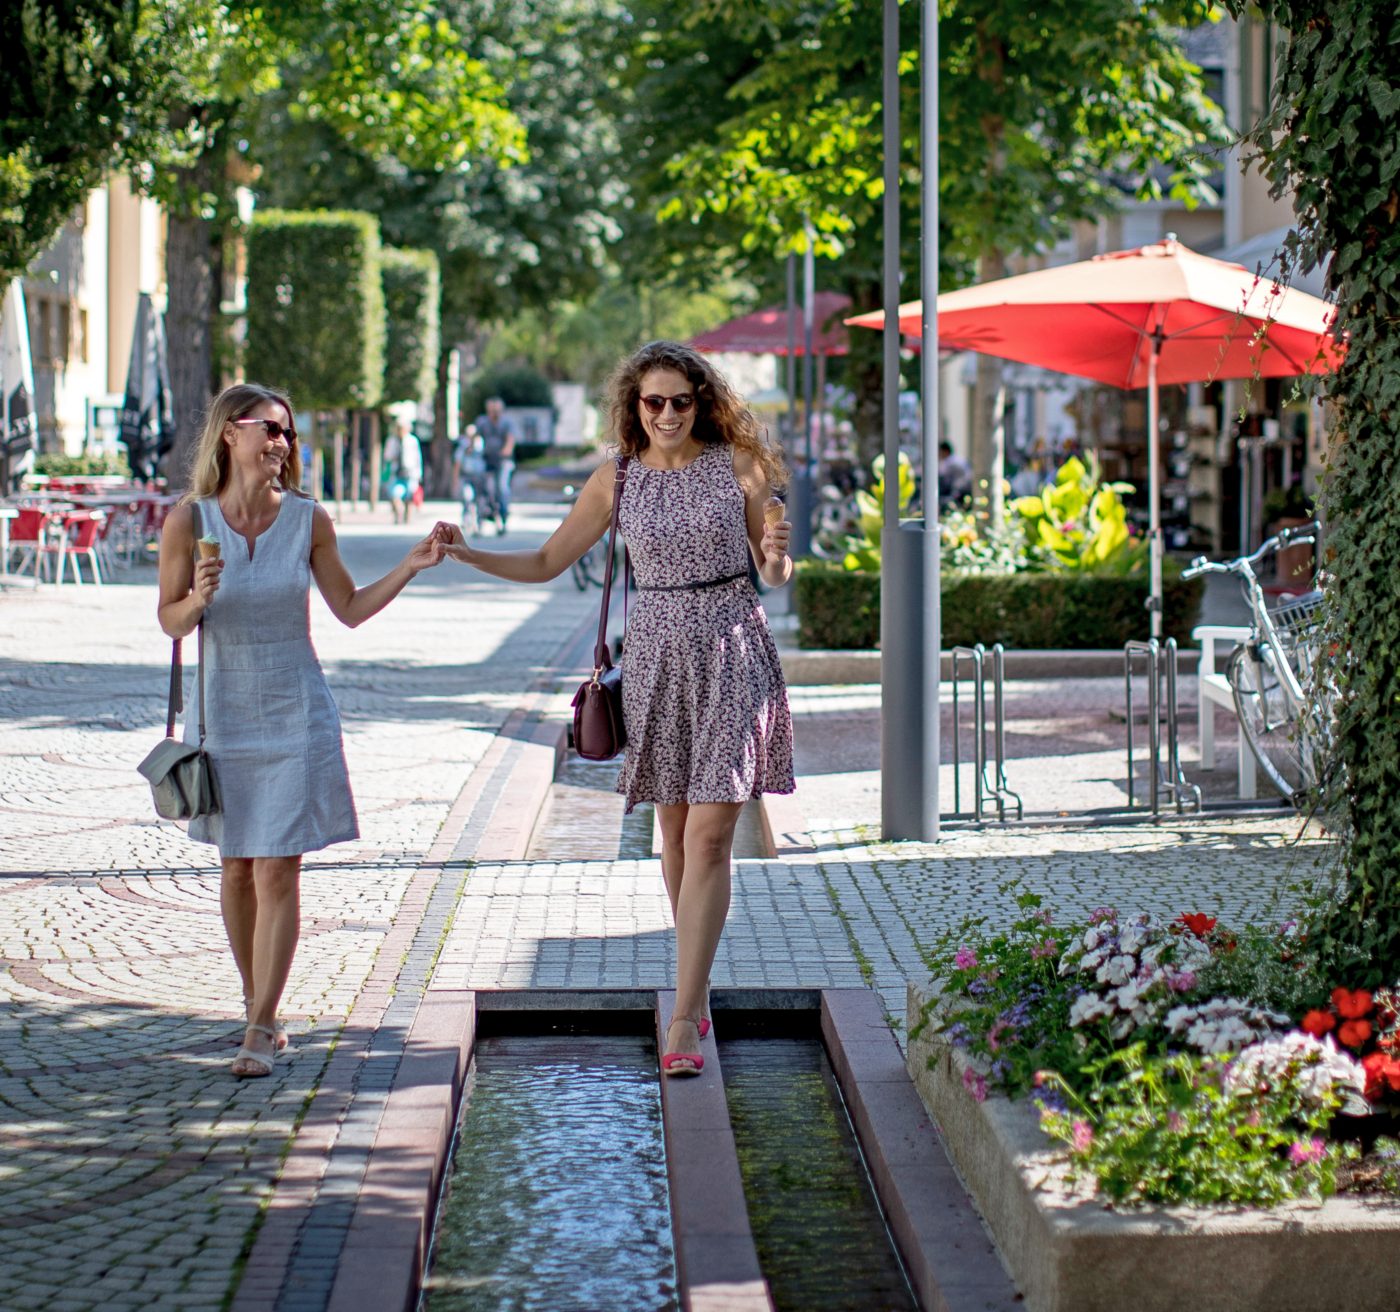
left=1221, top=3, right=1400, bottom=982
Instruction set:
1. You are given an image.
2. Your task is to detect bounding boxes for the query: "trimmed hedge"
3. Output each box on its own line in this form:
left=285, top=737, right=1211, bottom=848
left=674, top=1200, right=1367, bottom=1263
left=794, top=561, right=1204, bottom=650
left=245, top=210, right=385, bottom=409
left=381, top=246, right=440, bottom=407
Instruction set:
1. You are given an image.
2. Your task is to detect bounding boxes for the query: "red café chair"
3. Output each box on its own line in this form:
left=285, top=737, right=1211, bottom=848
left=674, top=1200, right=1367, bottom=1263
left=8, top=507, right=64, bottom=581
left=59, top=511, right=105, bottom=585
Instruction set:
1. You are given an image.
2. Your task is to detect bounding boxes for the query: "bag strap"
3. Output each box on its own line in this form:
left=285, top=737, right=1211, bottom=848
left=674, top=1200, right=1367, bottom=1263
left=594, top=457, right=629, bottom=672
left=165, top=501, right=209, bottom=743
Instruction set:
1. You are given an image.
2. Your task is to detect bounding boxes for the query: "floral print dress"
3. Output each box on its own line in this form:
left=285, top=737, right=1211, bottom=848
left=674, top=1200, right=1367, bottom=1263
left=614, top=440, right=796, bottom=812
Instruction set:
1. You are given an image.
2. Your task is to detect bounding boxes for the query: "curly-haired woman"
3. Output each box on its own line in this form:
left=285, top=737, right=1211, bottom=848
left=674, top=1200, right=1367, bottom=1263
left=157, top=383, right=445, bottom=1078
left=433, top=341, right=795, bottom=1076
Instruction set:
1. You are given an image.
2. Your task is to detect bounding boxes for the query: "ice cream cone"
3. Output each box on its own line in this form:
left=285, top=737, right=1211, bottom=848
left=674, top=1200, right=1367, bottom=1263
left=764, top=496, right=785, bottom=527
left=197, top=536, right=221, bottom=561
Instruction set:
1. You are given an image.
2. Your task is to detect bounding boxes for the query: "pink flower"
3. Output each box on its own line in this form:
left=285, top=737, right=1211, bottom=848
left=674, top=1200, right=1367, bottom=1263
left=962, top=1068, right=988, bottom=1103
left=1166, top=1111, right=1185, bottom=1133
left=1031, top=939, right=1058, bottom=960
left=1071, top=1120, right=1094, bottom=1153
left=1089, top=907, right=1117, bottom=924
left=1288, top=1138, right=1327, bottom=1165
left=1169, top=970, right=1198, bottom=993
left=954, top=947, right=979, bottom=970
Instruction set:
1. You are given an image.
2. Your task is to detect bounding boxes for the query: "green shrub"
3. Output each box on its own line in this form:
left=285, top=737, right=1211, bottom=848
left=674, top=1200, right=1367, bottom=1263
left=245, top=210, right=385, bottom=409
left=794, top=559, right=1203, bottom=649
left=32, top=453, right=130, bottom=478
left=381, top=247, right=440, bottom=407
left=794, top=561, right=881, bottom=649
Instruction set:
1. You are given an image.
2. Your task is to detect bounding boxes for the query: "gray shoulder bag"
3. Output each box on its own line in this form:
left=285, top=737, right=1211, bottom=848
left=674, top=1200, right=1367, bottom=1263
left=138, top=502, right=222, bottom=819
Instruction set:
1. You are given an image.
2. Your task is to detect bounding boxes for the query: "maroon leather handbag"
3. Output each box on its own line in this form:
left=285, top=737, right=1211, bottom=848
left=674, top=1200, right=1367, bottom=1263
left=571, top=457, right=630, bottom=760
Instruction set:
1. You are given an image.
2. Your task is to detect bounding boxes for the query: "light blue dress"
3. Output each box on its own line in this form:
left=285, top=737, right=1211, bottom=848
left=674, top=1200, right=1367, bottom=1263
left=184, top=493, right=359, bottom=857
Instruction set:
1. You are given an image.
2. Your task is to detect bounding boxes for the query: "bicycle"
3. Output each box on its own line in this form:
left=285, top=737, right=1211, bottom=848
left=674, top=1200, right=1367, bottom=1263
left=1183, top=522, right=1329, bottom=807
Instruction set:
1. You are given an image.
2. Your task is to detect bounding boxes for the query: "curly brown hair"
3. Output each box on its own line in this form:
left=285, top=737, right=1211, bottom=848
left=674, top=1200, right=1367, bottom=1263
left=603, top=340, right=787, bottom=488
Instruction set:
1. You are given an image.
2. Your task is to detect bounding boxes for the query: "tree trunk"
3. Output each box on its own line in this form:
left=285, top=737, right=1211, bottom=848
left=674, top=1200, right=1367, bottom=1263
left=971, top=247, right=1007, bottom=529
left=164, top=204, right=221, bottom=488
left=845, top=277, right=887, bottom=475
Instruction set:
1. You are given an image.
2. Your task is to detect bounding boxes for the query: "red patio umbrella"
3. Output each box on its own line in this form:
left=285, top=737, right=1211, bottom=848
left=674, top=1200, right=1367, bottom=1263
left=690, top=291, right=852, bottom=355
left=846, top=237, right=1343, bottom=635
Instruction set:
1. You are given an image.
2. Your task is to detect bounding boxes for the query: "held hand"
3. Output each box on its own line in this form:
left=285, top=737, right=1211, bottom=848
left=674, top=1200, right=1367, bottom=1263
left=405, top=531, right=448, bottom=574
left=430, top=520, right=473, bottom=563
left=761, top=518, right=791, bottom=564
left=192, top=558, right=223, bottom=608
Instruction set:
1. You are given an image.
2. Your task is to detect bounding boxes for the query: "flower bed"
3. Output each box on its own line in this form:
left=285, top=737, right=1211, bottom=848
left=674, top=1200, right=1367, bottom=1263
left=905, top=892, right=1400, bottom=1309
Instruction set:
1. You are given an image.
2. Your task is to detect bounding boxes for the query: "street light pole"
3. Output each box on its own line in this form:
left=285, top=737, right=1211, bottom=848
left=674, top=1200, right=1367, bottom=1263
left=920, top=0, right=941, bottom=839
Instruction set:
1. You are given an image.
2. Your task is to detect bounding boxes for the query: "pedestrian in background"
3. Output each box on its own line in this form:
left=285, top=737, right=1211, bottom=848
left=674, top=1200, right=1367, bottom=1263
left=473, top=396, right=517, bottom=532
left=382, top=414, right=423, bottom=525
left=433, top=341, right=795, bottom=1079
left=157, top=383, right=445, bottom=1078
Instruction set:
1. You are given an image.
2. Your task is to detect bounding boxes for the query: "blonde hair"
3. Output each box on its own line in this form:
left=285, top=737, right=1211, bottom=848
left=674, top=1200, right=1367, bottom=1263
left=182, top=383, right=304, bottom=503
left=604, top=341, right=787, bottom=488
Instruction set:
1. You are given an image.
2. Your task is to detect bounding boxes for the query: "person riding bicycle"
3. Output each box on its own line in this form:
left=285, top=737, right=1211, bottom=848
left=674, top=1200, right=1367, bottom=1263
left=474, top=397, right=517, bottom=533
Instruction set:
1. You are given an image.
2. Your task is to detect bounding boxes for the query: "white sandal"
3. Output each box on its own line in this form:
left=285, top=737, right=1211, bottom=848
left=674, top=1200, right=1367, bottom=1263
left=245, top=996, right=289, bottom=1052
left=232, top=1024, right=277, bottom=1078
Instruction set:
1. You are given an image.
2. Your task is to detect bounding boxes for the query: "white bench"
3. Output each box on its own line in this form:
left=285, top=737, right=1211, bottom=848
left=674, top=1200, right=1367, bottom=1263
left=1193, top=624, right=1256, bottom=799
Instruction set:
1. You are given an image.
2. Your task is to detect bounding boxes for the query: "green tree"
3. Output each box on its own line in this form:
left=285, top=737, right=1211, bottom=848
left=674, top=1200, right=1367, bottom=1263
left=140, top=0, right=523, bottom=481
left=1216, top=2, right=1400, bottom=983
left=0, top=0, right=192, bottom=280
left=381, top=247, right=441, bottom=408
left=618, top=0, right=1229, bottom=483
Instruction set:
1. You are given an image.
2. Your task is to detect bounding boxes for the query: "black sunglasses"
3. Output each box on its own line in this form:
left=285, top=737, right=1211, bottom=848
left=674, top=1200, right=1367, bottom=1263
left=232, top=418, right=297, bottom=443
left=639, top=393, right=696, bottom=415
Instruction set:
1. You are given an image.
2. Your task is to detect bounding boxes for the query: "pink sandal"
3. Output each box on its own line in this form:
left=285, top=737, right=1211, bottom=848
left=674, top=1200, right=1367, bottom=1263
left=662, top=1015, right=705, bottom=1077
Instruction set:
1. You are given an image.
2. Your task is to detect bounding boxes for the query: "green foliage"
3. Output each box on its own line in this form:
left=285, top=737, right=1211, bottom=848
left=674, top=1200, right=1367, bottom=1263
left=1216, top=0, right=1400, bottom=983
left=619, top=0, right=1230, bottom=461
left=462, top=365, right=556, bottom=427
left=793, top=561, right=882, bottom=650
left=841, top=454, right=916, bottom=572
left=0, top=0, right=197, bottom=279
left=32, top=452, right=131, bottom=478
left=939, top=505, right=1030, bottom=574
left=794, top=559, right=1202, bottom=650
left=1038, top=1045, right=1343, bottom=1207
left=1011, top=454, right=1145, bottom=574
left=381, top=247, right=440, bottom=407
left=244, top=210, right=384, bottom=410
left=916, top=891, right=1082, bottom=1099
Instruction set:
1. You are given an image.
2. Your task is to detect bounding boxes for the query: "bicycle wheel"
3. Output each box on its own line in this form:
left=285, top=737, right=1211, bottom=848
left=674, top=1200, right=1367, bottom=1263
left=1228, top=644, right=1310, bottom=803
left=570, top=553, right=592, bottom=590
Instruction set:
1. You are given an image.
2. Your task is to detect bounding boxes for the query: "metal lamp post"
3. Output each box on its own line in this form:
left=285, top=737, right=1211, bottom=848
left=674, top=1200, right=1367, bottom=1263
left=880, top=0, right=940, bottom=841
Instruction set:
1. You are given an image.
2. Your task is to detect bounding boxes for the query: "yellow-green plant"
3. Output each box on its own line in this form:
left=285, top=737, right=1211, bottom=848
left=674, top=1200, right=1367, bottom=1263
left=842, top=453, right=916, bottom=572
left=1011, top=453, right=1145, bottom=574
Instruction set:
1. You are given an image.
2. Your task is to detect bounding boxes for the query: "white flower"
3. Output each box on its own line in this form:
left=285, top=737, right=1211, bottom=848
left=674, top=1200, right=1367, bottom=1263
left=1165, top=997, right=1290, bottom=1056
left=1225, top=1032, right=1366, bottom=1109
left=1120, top=922, right=1152, bottom=955
left=1096, top=954, right=1136, bottom=987
left=1069, top=994, right=1115, bottom=1027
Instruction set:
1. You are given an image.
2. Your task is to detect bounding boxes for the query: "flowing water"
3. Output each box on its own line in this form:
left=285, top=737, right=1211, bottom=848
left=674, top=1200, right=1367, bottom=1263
left=422, top=1033, right=677, bottom=1312
left=720, top=1036, right=917, bottom=1312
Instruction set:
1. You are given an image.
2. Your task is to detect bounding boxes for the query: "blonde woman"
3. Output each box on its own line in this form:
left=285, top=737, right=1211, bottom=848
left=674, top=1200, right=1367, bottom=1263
left=433, top=341, right=795, bottom=1077
left=157, top=383, right=445, bottom=1078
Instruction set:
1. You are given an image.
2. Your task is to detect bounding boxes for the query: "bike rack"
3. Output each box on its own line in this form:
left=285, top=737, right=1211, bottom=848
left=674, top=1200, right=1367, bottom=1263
left=949, top=644, right=1023, bottom=823
left=1123, top=638, right=1202, bottom=817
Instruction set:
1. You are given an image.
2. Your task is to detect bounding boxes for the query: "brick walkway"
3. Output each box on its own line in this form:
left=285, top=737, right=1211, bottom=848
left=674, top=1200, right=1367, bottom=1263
left=0, top=494, right=1335, bottom=1310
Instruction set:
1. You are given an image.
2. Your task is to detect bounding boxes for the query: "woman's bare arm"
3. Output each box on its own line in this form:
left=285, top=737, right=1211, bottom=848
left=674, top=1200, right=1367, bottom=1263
left=310, top=505, right=445, bottom=627
left=733, top=449, right=793, bottom=588
left=157, top=504, right=223, bottom=638
left=434, top=459, right=616, bottom=582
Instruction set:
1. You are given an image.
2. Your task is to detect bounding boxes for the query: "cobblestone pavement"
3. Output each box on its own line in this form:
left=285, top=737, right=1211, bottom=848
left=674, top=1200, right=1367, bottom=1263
left=0, top=494, right=1338, bottom=1309
left=0, top=501, right=595, bottom=1312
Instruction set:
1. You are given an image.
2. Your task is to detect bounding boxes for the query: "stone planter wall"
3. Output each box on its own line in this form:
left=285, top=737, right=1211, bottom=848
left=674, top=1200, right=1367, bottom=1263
left=906, top=980, right=1400, bottom=1312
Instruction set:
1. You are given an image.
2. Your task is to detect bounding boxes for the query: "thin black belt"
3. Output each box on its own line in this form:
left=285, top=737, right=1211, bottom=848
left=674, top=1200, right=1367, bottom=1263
left=636, top=570, right=749, bottom=594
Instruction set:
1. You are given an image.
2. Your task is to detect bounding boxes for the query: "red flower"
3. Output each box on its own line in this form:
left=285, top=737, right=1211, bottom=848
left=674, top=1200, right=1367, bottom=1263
left=1178, top=913, right=1217, bottom=938
left=1331, top=987, right=1374, bottom=1019
left=1360, top=1052, right=1400, bottom=1100
left=1339, top=1018, right=1373, bottom=1049
left=1300, top=1009, right=1336, bottom=1038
